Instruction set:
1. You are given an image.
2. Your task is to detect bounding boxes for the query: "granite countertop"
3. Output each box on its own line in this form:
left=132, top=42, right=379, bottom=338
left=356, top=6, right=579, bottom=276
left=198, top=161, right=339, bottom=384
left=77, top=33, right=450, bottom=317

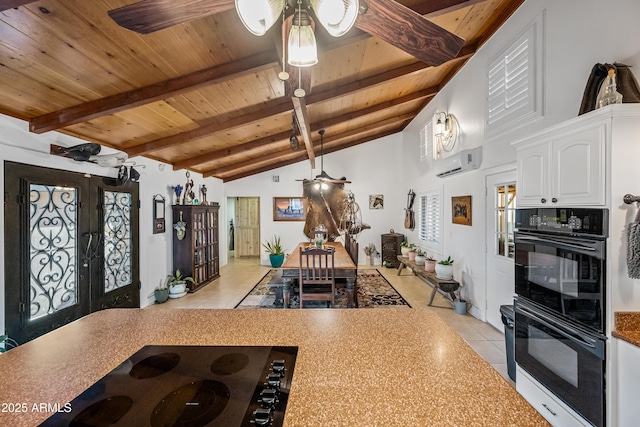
left=613, top=312, right=640, bottom=346
left=0, top=308, right=549, bottom=426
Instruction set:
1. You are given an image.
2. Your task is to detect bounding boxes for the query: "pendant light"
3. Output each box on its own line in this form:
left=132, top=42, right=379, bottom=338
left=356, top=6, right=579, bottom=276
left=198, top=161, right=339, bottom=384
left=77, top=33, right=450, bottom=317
left=287, top=1, right=318, bottom=67
left=235, top=0, right=285, bottom=36
left=310, top=0, right=359, bottom=37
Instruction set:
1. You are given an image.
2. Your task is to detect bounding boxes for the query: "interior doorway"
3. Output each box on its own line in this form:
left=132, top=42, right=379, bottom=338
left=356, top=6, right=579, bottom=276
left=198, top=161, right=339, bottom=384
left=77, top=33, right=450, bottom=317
left=227, top=197, right=260, bottom=261
left=485, top=169, right=516, bottom=330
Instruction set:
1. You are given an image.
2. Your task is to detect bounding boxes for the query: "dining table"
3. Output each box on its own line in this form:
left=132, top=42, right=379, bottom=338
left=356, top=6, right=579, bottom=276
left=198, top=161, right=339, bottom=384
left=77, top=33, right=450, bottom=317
left=280, top=241, right=358, bottom=308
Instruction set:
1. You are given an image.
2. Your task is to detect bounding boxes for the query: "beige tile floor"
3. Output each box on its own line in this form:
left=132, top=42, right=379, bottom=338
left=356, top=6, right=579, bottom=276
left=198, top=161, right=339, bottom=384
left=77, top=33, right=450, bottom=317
left=149, top=256, right=515, bottom=386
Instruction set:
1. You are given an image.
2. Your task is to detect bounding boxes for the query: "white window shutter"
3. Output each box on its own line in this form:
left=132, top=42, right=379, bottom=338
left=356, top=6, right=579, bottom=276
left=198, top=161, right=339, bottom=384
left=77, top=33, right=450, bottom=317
left=486, top=12, right=543, bottom=136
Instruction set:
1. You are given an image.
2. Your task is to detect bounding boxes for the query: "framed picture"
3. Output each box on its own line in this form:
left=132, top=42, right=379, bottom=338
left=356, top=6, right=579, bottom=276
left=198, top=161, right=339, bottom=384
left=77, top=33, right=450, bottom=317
left=369, top=194, right=384, bottom=209
left=273, top=197, right=307, bottom=221
left=452, top=195, right=472, bottom=226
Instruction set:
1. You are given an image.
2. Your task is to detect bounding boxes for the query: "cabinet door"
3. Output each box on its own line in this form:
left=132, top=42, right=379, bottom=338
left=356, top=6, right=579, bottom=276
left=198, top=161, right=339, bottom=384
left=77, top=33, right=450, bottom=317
left=552, top=125, right=606, bottom=206
left=517, top=142, right=551, bottom=207
left=615, top=339, right=640, bottom=426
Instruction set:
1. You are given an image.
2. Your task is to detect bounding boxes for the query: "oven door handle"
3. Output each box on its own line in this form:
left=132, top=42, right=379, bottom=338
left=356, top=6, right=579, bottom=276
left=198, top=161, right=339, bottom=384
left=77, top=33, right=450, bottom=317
left=518, top=304, right=599, bottom=350
left=515, top=235, right=597, bottom=252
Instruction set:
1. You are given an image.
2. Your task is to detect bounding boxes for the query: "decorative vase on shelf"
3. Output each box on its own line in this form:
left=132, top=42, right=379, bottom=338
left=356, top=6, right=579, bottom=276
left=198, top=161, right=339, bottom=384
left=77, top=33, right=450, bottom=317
left=401, top=246, right=410, bottom=257
left=424, top=259, right=436, bottom=272
left=408, top=251, right=417, bottom=261
left=414, top=254, right=425, bottom=266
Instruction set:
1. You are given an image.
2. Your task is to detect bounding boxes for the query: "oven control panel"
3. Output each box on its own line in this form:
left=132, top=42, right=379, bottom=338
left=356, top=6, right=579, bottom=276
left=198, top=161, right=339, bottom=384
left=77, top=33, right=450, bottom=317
left=515, top=208, right=608, bottom=237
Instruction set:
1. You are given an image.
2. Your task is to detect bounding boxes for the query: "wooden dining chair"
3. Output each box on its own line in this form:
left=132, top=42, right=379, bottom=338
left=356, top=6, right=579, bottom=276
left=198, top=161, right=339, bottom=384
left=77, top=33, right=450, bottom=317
left=298, top=247, right=336, bottom=308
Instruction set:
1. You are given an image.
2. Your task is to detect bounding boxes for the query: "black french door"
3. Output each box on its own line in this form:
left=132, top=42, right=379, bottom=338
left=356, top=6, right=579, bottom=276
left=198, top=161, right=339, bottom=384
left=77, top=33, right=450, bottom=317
left=4, top=162, right=140, bottom=344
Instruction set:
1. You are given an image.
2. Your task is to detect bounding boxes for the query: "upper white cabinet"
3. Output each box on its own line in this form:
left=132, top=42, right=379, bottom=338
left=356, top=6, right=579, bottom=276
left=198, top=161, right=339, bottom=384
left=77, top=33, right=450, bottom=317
left=516, top=122, right=606, bottom=207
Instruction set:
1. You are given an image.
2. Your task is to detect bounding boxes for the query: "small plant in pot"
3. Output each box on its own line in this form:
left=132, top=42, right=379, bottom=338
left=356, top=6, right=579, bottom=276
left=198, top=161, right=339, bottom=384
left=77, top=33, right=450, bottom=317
left=400, top=241, right=410, bottom=257
left=167, top=269, right=195, bottom=296
left=407, top=244, right=418, bottom=261
left=263, top=235, right=286, bottom=268
left=424, top=255, right=437, bottom=272
left=154, top=279, right=170, bottom=304
left=435, top=256, right=454, bottom=280
left=414, top=249, right=426, bottom=266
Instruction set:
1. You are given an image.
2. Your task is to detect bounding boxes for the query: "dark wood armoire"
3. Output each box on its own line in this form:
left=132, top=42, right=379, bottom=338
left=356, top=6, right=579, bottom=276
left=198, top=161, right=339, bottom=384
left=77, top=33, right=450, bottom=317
left=172, top=203, right=220, bottom=292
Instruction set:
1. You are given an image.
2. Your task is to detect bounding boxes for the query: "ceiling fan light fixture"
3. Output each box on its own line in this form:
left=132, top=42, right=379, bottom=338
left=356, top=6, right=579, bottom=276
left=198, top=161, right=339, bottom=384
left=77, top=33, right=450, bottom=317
left=310, top=0, right=359, bottom=37
left=288, top=7, right=318, bottom=67
left=235, top=0, right=285, bottom=36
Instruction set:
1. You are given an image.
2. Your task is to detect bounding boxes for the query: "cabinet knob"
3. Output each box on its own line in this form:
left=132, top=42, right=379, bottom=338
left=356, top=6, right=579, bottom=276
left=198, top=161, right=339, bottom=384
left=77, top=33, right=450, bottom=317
left=541, top=198, right=547, bottom=204
left=551, top=197, right=558, bottom=203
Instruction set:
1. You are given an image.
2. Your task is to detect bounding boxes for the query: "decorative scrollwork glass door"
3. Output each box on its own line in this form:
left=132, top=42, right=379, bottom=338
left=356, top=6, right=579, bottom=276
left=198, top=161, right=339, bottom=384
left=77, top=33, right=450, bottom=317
left=4, top=162, right=139, bottom=345
left=103, top=191, right=132, bottom=292
left=29, top=184, right=78, bottom=320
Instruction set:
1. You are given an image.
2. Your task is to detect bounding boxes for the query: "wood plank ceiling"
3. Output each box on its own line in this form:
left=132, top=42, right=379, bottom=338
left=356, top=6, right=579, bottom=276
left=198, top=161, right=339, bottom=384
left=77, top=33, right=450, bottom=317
left=0, top=0, right=524, bottom=181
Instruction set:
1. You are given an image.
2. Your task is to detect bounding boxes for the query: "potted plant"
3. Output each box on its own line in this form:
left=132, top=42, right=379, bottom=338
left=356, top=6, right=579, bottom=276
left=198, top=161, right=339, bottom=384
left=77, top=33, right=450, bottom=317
left=400, top=241, right=410, bottom=257
left=453, top=288, right=467, bottom=315
left=154, top=278, right=170, bottom=304
left=424, top=255, right=437, bottom=272
left=167, top=269, right=195, bottom=296
left=263, top=235, right=286, bottom=268
left=414, top=249, right=426, bottom=266
left=435, top=256, right=454, bottom=280
left=407, top=244, right=417, bottom=261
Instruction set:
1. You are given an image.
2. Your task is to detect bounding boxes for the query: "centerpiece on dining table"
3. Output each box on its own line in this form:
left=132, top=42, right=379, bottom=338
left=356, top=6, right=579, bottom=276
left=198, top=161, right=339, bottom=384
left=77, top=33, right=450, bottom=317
left=313, top=224, right=328, bottom=248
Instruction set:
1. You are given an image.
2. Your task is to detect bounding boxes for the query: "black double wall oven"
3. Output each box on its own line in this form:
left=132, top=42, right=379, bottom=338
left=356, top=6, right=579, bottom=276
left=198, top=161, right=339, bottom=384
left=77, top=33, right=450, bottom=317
left=514, top=208, right=607, bottom=427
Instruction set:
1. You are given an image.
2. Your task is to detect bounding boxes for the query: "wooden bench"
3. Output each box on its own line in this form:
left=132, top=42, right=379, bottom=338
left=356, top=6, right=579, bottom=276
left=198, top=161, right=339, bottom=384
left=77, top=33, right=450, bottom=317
left=396, top=256, right=460, bottom=307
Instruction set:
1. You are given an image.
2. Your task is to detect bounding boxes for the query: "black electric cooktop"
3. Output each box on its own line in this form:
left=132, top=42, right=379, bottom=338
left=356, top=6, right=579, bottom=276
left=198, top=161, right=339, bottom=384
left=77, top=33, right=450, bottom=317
left=40, top=345, right=298, bottom=427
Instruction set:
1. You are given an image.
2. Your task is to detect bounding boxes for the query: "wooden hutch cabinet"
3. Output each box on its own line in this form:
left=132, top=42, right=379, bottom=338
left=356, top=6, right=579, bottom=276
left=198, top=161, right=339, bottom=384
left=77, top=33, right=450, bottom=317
left=172, top=203, right=220, bottom=292
left=381, top=230, right=405, bottom=268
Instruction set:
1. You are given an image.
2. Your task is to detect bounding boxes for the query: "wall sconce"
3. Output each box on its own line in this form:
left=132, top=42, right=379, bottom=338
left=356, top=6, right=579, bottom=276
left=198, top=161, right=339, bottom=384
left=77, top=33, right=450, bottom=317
left=153, top=194, right=165, bottom=234
left=432, top=111, right=458, bottom=159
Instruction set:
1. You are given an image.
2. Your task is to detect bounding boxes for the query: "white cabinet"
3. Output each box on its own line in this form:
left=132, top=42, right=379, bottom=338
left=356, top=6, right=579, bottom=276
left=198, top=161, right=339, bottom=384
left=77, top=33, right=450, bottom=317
left=516, top=123, right=606, bottom=207
left=613, top=338, right=640, bottom=426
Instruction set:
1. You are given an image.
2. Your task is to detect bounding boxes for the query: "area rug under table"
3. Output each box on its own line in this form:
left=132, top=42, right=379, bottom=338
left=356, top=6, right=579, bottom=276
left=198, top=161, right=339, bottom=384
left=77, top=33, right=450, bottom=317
left=235, top=269, right=411, bottom=309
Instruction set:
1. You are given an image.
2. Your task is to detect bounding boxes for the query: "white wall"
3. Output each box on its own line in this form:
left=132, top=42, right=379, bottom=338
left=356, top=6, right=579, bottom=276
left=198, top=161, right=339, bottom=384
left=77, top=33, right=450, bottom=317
left=402, top=0, right=640, bottom=321
left=0, top=114, right=224, bottom=335
left=223, top=133, right=406, bottom=266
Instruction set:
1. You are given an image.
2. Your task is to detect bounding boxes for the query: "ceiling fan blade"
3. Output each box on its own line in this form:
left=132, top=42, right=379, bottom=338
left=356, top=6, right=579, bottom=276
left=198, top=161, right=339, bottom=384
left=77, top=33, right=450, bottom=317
left=355, top=0, right=465, bottom=66
left=109, top=0, right=235, bottom=34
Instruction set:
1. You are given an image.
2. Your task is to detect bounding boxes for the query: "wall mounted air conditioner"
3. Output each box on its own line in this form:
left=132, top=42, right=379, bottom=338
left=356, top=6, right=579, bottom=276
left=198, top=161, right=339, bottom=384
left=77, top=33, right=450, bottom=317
left=434, top=147, right=482, bottom=178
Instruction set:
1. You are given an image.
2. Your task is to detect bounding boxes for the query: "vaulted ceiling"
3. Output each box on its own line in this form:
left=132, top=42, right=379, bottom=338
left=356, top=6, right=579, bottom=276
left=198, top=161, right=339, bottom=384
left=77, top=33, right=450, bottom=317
left=0, top=0, right=523, bottom=181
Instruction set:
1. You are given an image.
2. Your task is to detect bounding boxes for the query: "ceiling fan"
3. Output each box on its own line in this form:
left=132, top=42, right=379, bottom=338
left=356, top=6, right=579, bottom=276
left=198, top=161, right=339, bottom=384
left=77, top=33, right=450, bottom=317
left=108, top=0, right=465, bottom=67
left=297, top=129, right=351, bottom=184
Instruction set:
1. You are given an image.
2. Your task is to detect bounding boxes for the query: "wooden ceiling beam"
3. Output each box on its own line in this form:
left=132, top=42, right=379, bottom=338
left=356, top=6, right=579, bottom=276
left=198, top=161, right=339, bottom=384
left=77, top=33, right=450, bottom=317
left=125, top=50, right=465, bottom=158
left=291, top=96, right=316, bottom=169
left=29, top=51, right=280, bottom=134
left=208, top=113, right=414, bottom=180
left=173, top=130, right=293, bottom=171
left=219, top=127, right=404, bottom=182
left=172, top=86, right=435, bottom=170
left=0, top=0, right=35, bottom=11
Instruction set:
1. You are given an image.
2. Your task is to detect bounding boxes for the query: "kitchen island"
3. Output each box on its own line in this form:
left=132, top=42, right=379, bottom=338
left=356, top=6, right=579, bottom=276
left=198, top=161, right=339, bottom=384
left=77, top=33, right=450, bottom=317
left=0, top=308, right=549, bottom=426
